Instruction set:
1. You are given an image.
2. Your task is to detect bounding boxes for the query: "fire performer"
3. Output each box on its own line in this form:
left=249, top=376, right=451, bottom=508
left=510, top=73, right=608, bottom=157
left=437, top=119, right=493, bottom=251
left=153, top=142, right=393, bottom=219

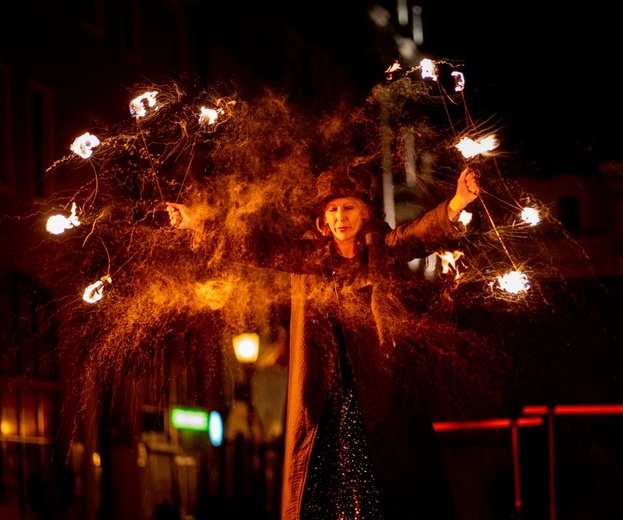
left=166, top=164, right=480, bottom=519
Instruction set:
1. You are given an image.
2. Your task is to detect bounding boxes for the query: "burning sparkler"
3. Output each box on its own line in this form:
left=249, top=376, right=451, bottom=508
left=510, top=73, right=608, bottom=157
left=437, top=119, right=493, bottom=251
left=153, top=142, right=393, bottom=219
left=46, top=202, right=81, bottom=235
left=70, top=132, right=100, bottom=159
left=496, top=270, right=530, bottom=294
left=129, top=91, right=158, bottom=118
left=198, top=107, right=221, bottom=126
left=451, top=71, right=465, bottom=92
left=419, top=58, right=438, bottom=81
left=438, top=250, right=465, bottom=280
left=384, top=60, right=402, bottom=80
left=456, top=135, right=498, bottom=159
left=457, top=210, right=473, bottom=226
left=521, top=207, right=540, bottom=226
left=83, top=275, right=112, bottom=304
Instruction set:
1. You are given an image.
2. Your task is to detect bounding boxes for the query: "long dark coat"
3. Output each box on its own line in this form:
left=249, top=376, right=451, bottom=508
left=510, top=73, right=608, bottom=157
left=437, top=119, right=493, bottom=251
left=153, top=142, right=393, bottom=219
left=239, top=200, right=462, bottom=519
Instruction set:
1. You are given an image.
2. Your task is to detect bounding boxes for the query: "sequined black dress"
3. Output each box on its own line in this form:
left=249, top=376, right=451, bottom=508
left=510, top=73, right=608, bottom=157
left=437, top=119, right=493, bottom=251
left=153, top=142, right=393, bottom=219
left=301, top=320, right=385, bottom=519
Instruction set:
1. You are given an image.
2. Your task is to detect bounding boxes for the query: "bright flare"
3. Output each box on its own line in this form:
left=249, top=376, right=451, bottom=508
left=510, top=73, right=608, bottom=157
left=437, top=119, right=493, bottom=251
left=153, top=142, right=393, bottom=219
left=232, top=332, right=260, bottom=363
left=129, top=91, right=158, bottom=118
left=456, top=135, right=498, bottom=159
left=521, top=207, right=540, bottom=226
left=384, top=60, right=402, bottom=80
left=451, top=71, right=465, bottom=92
left=420, top=58, right=438, bottom=81
left=497, top=270, right=530, bottom=294
left=70, top=132, right=100, bottom=159
left=198, top=107, right=220, bottom=126
left=83, top=276, right=112, bottom=304
left=437, top=250, right=464, bottom=280
left=46, top=202, right=81, bottom=235
left=458, top=210, right=473, bottom=226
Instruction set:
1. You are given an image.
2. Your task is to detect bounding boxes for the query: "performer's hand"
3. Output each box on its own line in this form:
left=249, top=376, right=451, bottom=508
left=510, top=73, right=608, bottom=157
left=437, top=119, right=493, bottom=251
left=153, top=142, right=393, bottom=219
left=166, top=202, right=203, bottom=232
left=448, top=167, right=480, bottom=220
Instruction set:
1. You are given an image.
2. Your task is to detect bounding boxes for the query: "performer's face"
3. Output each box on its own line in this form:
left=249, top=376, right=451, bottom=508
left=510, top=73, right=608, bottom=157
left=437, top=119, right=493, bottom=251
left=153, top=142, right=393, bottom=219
left=323, top=197, right=368, bottom=242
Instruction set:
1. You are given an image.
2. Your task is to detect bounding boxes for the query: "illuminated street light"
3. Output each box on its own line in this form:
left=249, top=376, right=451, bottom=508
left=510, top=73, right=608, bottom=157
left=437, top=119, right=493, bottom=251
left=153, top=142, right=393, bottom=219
left=232, top=333, right=260, bottom=363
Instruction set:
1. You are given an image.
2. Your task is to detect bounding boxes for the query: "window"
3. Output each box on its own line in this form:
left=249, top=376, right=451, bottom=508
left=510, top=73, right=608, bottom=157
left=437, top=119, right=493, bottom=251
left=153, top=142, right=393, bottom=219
left=0, top=272, right=64, bottom=515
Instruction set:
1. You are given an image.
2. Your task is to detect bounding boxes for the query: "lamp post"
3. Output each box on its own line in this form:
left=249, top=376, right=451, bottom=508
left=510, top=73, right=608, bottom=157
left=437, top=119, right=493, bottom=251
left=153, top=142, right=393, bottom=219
left=225, top=332, right=260, bottom=506
left=232, top=332, right=260, bottom=406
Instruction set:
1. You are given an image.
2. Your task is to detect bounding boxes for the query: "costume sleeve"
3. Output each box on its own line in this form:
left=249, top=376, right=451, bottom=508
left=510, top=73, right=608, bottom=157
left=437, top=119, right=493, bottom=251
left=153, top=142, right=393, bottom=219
left=384, top=200, right=463, bottom=263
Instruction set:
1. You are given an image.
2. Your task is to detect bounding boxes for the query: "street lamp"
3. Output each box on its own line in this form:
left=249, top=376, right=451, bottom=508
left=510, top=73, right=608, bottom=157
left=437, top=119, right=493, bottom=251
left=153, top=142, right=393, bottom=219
left=229, top=329, right=288, bottom=514
left=232, top=332, right=260, bottom=363
left=226, top=332, right=260, bottom=503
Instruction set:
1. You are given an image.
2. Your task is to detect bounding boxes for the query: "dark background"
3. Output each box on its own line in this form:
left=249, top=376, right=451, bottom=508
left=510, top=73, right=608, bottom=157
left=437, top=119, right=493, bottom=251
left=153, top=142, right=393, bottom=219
left=390, top=2, right=622, bottom=172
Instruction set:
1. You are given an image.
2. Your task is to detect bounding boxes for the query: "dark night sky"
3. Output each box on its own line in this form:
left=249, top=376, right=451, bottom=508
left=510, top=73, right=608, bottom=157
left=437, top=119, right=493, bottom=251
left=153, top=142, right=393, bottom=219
left=410, top=2, right=621, bottom=173
left=291, top=1, right=621, bottom=174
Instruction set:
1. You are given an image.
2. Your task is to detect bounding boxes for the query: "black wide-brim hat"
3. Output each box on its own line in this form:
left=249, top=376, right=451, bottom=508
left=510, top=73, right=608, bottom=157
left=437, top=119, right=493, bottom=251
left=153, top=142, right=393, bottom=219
left=310, top=164, right=381, bottom=218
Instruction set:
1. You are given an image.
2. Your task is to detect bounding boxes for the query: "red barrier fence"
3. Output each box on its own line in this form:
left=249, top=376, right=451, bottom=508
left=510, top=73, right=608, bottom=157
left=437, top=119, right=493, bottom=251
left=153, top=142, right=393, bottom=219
left=433, top=404, right=623, bottom=519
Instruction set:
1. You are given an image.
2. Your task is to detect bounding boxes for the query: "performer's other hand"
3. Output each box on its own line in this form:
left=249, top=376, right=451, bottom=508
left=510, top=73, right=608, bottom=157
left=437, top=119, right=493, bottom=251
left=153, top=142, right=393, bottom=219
left=166, top=202, right=203, bottom=232
left=448, top=167, right=481, bottom=220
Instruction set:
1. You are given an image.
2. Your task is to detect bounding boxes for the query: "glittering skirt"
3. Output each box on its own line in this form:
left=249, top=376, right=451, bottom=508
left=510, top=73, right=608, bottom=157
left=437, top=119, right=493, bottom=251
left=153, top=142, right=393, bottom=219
left=301, top=375, right=385, bottom=520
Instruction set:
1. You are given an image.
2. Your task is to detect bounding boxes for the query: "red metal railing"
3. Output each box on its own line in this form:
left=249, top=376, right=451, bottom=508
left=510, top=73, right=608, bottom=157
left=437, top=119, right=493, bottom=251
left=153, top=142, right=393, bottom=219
left=433, top=404, right=623, bottom=519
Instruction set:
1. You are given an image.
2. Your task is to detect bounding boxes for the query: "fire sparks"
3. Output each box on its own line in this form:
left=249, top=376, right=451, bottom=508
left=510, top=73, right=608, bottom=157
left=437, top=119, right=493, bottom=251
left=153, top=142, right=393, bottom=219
left=198, top=100, right=236, bottom=128
left=496, top=271, right=530, bottom=294
left=521, top=207, right=540, bottom=226
left=419, top=58, right=438, bottom=81
left=129, top=91, right=158, bottom=118
left=458, top=210, right=473, bottom=226
left=437, top=250, right=464, bottom=280
left=83, top=275, right=112, bottom=304
left=46, top=202, right=81, bottom=235
left=385, top=60, right=402, bottom=80
left=70, top=132, right=100, bottom=159
left=198, top=107, right=220, bottom=126
left=451, top=71, right=465, bottom=92
left=456, top=135, right=498, bottom=159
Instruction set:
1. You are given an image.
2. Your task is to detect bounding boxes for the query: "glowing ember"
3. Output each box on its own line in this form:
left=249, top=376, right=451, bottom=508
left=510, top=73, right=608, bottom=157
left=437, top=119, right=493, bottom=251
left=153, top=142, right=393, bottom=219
left=458, top=210, right=473, bottom=226
left=451, top=71, right=465, bottom=92
left=496, top=270, right=530, bottom=294
left=83, top=276, right=112, bottom=304
left=129, top=91, right=158, bottom=118
left=46, top=202, right=81, bottom=235
left=386, top=61, right=401, bottom=74
left=420, top=58, right=438, bottom=81
left=455, top=135, right=498, bottom=159
left=198, top=106, right=220, bottom=126
left=70, top=132, right=100, bottom=159
left=437, top=250, right=464, bottom=279
left=521, top=207, right=540, bottom=226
